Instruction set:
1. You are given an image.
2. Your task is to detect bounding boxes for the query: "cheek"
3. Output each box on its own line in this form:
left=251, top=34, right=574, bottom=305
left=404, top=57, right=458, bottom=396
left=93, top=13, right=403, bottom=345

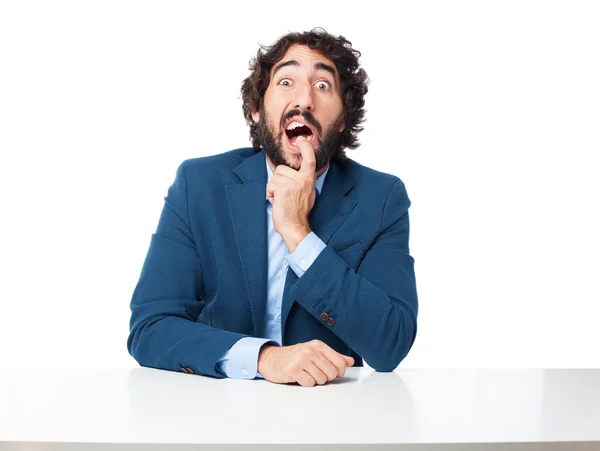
left=323, top=112, right=343, bottom=132
left=317, top=98, right=344, bottom=125
left=266, top=108, right=286, bottom=131
left=264, top=90, right=288, bottom=117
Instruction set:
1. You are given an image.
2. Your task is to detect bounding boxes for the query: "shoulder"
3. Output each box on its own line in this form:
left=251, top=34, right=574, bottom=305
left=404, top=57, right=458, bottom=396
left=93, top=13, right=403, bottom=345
left=335, top=157, right=411, bottom=215
left=173, top=147, right=259, bottom=189
left=166, top=147, right=258, bottom=197
left=337, top=157, right=406, bottom=194
left=179, top=147, right=256, bottom=175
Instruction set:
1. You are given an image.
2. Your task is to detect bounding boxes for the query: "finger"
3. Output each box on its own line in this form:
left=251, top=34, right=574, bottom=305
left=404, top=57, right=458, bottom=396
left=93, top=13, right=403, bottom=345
left=268, top=175, right=296, bottom=200
left=311, top=354, right=342, bottom=382
left=270, top=173, right=291, bottom=185
left=320, top=346, right=353, bottom=377
left=266, top=180, right=279, bottom=203
left=275, top=164, right=312, bottom=188
left=296, top=135, right=316, bottom=180
left=294, top=369, right=317, bottom=387
left=275, top=164, right=302, bottom=179
left=303, top=361, right=329, bottom=386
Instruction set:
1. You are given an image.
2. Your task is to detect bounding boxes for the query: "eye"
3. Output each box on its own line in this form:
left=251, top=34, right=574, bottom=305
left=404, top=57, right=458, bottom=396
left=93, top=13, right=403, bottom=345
left=278, top=78, right=293, bottom=87
left=315, top=80, right=331, bottom=91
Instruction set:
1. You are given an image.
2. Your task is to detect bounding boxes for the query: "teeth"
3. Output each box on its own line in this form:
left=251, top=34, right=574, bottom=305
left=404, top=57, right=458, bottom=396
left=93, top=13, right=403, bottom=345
left=286, top=121, right=306, bottom=130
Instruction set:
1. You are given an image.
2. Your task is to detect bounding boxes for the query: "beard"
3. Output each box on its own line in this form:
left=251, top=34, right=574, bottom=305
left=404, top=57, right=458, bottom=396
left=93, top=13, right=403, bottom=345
left=257, top=106, right=344, bottom=174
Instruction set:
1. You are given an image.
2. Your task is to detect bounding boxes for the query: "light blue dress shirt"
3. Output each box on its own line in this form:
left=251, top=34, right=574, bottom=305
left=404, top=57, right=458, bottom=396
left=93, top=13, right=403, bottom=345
left=215, top=159, right=329, bottom=379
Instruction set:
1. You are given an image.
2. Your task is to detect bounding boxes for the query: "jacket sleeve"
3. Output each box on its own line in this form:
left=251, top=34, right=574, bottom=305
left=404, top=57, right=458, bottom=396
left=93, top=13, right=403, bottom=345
left=288, top=178, right=418, bottom=371
left=127, top=161, right=248, bottom=378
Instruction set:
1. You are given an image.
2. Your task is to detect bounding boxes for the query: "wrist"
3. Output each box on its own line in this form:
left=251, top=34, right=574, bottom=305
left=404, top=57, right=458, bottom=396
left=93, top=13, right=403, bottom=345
left=258, top=344, right=276, bottom=373
left=282, top=225, right=311, bottom=253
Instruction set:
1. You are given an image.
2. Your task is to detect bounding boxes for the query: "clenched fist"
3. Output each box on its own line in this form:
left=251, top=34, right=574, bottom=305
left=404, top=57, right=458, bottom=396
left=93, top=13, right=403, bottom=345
left=266, top=135, right=317, bottom=252
left=258, top=339, right=355, bottom=387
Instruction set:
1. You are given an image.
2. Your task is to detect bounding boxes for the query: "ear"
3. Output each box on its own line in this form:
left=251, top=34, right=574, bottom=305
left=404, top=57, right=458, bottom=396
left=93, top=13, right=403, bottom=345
left=251, top=111, right=260, bottom=123
left=338, top=121, right=346, bottom=133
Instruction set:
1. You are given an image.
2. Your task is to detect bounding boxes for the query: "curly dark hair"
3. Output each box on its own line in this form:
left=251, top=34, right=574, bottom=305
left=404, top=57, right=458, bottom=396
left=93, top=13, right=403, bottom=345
left=241, top=28, right=369, bottom=162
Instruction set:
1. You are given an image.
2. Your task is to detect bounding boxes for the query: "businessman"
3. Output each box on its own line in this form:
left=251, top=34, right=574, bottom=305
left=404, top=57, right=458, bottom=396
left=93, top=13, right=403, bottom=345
left=127, top=28, right=418, bottom=387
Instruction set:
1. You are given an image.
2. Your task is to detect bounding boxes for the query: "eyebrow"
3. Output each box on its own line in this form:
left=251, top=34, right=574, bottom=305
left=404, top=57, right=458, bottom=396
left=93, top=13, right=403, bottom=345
left=272, top=60, right=338, bottom=81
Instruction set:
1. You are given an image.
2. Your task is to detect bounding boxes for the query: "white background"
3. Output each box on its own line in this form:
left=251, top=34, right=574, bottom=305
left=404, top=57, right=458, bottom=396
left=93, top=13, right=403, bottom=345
left=0, top=1, right=598, bottom=369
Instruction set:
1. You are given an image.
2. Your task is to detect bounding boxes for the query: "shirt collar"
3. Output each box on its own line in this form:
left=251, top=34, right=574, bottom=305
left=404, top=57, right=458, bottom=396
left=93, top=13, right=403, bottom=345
left=265, top=158, right=330, bottom=197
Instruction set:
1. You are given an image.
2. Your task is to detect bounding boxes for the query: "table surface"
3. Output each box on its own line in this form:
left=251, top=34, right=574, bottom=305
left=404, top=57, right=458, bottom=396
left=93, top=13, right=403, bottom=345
left=1, top=367, right=599, bottom=450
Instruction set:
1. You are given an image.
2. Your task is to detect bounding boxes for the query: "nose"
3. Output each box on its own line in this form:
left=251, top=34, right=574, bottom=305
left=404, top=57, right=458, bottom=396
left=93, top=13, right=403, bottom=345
left=293, top=80, right=314, bottom=112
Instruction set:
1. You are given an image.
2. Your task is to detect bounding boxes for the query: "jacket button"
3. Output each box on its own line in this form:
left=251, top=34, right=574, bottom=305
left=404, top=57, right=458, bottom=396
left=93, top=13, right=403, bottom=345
left=320, top=312, right=329, bottom=322
left=327, top=317, right=335, bottom=326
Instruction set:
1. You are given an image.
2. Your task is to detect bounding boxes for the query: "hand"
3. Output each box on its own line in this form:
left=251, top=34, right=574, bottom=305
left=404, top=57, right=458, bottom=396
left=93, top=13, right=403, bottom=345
left=257, top=339, right=355, bottom=387
left=266, top=136, right=317, bottom=250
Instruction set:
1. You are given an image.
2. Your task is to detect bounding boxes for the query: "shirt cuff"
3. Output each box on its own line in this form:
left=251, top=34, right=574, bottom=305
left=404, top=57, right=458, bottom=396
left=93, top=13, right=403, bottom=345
left=285, top=231, right=326, bottom=278
left=216, top=337, right=280, bottom=379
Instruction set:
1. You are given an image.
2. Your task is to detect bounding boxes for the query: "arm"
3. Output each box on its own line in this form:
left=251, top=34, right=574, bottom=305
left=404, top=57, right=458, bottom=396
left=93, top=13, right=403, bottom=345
left=215, top=233, right=324, bottom=378
left=127, top=162, right=249, bottom=378
left=285, top=232, right=327, bottom=277
left=287, top=179, right=418, bottom=371
left=216, top=234, right=325, bottom=379
left=216, top=338, right=279, bottom=379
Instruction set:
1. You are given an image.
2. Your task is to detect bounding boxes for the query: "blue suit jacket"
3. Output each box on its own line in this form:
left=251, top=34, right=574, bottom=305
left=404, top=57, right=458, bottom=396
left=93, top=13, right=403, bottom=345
left=128, top=148, right=418, bottom=378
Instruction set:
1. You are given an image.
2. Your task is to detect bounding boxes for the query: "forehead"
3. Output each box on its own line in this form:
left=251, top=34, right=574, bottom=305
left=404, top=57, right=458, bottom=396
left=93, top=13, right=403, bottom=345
left=271, top=44, right=339, bottom=79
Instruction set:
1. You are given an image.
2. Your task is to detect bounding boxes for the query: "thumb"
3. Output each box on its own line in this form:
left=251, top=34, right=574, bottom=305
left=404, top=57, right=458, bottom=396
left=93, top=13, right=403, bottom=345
left=345, top=356, right=355, bottom=366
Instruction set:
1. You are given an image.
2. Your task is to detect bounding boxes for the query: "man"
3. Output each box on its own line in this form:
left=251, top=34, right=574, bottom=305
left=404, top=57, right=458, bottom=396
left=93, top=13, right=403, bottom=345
left=127, top=28, right=418, bottom=387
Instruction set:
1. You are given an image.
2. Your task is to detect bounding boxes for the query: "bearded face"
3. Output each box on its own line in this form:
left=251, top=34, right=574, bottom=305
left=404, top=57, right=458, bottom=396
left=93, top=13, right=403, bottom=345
left=257, top=105, right=344, bottom=174
left=251, top=45, right=346, bottom=174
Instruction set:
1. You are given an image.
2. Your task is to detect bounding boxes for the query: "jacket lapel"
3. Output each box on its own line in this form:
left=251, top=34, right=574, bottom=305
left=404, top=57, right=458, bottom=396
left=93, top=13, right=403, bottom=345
left=225, top=151, right=268, bottom=336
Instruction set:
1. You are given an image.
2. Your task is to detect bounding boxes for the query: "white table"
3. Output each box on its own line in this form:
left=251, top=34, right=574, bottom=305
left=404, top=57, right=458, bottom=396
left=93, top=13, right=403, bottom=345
left=1, top=367, right=599, bottom=450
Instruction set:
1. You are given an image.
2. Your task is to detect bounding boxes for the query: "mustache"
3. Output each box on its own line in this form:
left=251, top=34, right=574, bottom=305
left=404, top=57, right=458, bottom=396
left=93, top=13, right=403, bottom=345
left=281, top=109, right=322, bottom=135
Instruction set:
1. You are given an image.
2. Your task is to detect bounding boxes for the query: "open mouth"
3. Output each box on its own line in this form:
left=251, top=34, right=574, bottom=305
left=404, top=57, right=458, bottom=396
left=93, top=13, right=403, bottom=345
left=284, top=120, right=315, bottom=147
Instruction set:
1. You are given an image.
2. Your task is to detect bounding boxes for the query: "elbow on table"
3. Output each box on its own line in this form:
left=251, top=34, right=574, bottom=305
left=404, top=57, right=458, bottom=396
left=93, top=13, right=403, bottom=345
left=127, top=323, right=144, bottom=364
left=369, top=318, right=417, bottom=372
left=368, top=350, right=406, bottom=373
left=126, top=316, right=162, bottom=366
